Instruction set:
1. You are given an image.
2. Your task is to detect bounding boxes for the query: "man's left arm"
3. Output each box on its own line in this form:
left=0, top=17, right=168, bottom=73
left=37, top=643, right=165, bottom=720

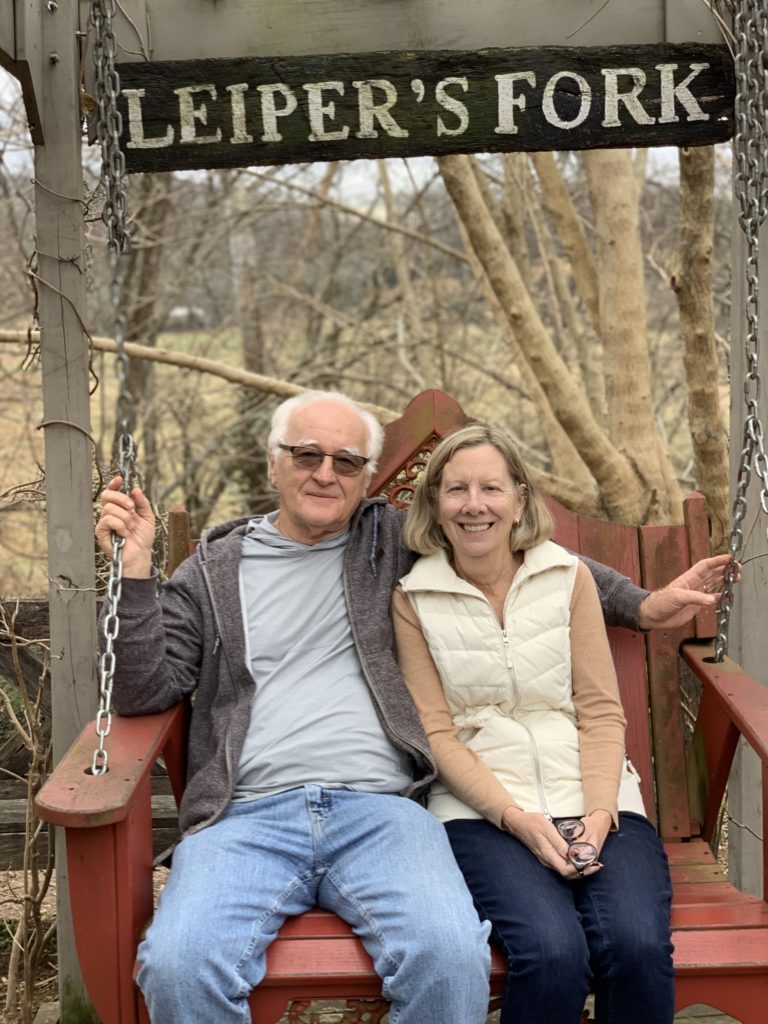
left=581, top=552, right=732, bottom=632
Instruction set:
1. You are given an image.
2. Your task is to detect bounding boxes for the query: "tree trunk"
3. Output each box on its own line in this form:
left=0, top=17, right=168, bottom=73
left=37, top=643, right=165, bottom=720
left=379, top=159, right=430, bottom=389
left=438, top=153, right=649, bottom=524
left=583, top=149, right=683, bottom=522
left=530, top=152, right=606, bottom=423
left=531, top=152, right=601, bottom=336
left=452, top=165, right=599, bottom=512
left=672, top=145, right=729, bottom=551
left=500, top=155, right=533, bottom=292
left=113, top=173, right=173, bottom=497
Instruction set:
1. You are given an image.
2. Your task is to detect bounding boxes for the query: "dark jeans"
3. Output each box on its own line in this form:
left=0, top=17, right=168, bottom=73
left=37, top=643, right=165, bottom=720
left=446, top=812, right=674, bottom=1024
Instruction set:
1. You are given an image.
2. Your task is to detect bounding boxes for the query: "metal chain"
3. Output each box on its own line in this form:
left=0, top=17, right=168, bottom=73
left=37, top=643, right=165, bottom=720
left=91, top=0, right=136, bottom=773
left=91, top=0, right=130, bottom=255
left=715, top=0, right=768, bottom=660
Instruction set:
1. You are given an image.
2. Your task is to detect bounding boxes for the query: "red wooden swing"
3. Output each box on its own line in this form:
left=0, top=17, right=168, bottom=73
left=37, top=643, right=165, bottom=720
left=36, top=390, right=768, bottom=1023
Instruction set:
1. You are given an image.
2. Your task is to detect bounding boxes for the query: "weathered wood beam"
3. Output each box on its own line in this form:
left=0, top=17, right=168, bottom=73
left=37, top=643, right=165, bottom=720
left=100, top=0, right=723, bottom=66
left=33, top=1, right=98, bottom=1018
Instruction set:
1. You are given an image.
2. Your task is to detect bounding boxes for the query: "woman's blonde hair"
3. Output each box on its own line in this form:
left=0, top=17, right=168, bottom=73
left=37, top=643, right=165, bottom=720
left=403, top=424, right=554, bottom=556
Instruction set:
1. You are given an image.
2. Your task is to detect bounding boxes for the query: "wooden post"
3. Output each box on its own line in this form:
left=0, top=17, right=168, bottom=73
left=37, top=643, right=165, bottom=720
left=33, top=2, right=99, bottom=1020
left=726, top=214, right=768, bottom=898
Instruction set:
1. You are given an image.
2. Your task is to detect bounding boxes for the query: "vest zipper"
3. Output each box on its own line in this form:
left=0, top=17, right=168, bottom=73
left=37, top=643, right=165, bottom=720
left=499, top=622, right=552, bottom=820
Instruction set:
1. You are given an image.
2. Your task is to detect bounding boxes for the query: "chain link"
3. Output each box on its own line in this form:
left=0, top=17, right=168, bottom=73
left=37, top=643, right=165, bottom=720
left=91, top=0, right=136, bottom=773
left=91, top=0, right=130, bottom=255
left=715, top=0, right=768, bottom=660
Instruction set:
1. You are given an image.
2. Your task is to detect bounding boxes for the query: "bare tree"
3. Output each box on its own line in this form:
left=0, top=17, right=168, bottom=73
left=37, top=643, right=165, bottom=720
left=1, top=602, right=55, bottom=1024
left=672, top=146, right=729, bottom=550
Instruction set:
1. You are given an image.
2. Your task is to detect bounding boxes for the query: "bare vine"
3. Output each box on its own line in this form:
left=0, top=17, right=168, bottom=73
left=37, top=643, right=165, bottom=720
left=0, top=602, right=56, bottom=1023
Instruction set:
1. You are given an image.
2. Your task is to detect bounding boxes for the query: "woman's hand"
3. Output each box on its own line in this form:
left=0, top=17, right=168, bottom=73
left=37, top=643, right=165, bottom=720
left=580, top=809, right=612, bottom=861
left=95, top=476, right=156, bottom=578
left=501, top=807, right=604, bottom=879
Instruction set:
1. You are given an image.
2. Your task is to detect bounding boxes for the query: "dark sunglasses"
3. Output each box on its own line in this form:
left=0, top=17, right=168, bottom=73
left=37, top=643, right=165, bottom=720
left=277, top=444, right=369, bottom=477
left=555, top=818, right=598, bottom=872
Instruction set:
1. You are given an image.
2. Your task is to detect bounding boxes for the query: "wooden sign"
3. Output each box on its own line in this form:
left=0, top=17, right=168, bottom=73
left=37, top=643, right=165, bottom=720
left=116, top=43, right=734, bottom=174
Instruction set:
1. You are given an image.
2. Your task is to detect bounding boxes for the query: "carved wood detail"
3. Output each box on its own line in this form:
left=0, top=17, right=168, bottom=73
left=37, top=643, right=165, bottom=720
left=377, top=440, right=438, bottom=508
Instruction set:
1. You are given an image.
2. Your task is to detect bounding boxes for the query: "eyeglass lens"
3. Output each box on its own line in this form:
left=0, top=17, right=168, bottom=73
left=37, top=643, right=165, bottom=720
left=555, top=819, right=598, bottom=869
left=282, top=445, right=367, bottom=477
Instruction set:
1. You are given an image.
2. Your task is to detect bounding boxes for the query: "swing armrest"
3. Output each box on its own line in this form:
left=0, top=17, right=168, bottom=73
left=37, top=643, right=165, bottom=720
left=35, top=702, right=187, bottom=828
left=35, top=703, right=188, bottom=1024
left=683, top=641, right=768, bottom=857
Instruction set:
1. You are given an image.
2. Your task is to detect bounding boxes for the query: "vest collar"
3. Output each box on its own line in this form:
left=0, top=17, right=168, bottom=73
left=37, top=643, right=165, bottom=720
left=401, top=540, right=575, bottom=595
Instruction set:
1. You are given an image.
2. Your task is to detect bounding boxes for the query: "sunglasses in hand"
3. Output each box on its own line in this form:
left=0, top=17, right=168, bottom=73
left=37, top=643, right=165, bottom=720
left=554, top=818, right=600, bottom=873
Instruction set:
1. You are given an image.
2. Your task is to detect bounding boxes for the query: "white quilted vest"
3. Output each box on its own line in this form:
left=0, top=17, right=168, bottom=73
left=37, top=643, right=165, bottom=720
left=401, top=541, right=645, bottom=822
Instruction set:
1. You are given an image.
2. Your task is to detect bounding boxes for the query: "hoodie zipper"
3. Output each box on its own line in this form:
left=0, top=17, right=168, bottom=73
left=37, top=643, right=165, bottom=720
left=188, top=541, right=237, bottom=833
left=342, top=564, right=431, bottom=775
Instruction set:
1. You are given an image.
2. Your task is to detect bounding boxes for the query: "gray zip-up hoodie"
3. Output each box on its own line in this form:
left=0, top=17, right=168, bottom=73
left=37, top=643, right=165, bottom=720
left=107, top=498, right=648, bottom=838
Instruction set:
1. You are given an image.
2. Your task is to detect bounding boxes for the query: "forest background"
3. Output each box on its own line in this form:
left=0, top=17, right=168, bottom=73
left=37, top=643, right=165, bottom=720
left=0, top=80, right=732, bottom=599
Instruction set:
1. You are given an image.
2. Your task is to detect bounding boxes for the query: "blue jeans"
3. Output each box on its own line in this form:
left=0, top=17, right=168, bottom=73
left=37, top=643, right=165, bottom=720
left=137, top=786, right=491, bottom=1023
left=446, top=812, right=674, bottom=1024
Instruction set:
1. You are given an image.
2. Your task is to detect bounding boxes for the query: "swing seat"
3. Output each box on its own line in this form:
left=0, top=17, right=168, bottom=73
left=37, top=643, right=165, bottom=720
left=36, top=390, right=768, bottom=1024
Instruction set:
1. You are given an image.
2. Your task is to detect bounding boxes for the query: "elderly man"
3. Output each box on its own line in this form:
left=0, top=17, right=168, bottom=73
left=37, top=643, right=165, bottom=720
left=96, top=389, right=727, bottom=1024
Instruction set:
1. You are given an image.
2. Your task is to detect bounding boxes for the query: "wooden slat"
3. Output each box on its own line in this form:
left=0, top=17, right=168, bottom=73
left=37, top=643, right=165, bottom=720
left=672, top=904, right=768, bottom=929
left=547, top=495, right=580, bottom=553
left=682, top=492, right=716, bottom=639
left=0, top=795, right=176, bottom=868
left=673, top=929, right=768, bottom=971
left=673, top=883, right=764, bottom=903
left=670, top=863, right=730, bottom=885
left=640, top=522, right=697, bottom=840
left=687, top=682, right=740, bottom=840
left=265, top=937, right=374, bottom=980
left=576, top=512, right=656, bottom=821
left=664, top=839, right=717, bottom=865
left=167, top=505, right=194, bottom=576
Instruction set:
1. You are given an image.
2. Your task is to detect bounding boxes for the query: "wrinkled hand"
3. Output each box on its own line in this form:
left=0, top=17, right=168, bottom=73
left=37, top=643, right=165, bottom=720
left=500, top=808, right=602, bottom=880
left=637, top=553, right=738, bottom=631
left=95, top=476, right=155, bottom=578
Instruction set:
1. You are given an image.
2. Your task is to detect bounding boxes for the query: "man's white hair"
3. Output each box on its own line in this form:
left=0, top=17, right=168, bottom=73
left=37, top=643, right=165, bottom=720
left=267, top=390, right=385, bottom=478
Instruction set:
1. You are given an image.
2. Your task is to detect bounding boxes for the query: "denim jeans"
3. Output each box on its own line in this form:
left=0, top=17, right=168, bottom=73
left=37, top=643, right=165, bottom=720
left=446, top=811, right=674, bottom=1024
left=137, top=786, right=491, bottom=1023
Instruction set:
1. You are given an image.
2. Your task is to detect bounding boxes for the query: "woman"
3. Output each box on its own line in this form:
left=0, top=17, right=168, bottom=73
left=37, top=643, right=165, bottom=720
left=392, top=424, right=674, bottom=1024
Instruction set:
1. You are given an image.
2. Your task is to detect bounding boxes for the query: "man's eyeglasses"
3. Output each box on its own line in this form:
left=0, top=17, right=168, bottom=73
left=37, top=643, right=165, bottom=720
left=277, top=444, right=369, bottom=477
left=555, top=818, right=598, bottom=872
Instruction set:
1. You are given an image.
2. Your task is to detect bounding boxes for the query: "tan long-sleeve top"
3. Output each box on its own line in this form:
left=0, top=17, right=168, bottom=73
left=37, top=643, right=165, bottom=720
left=392, top=559, right=630, bottom=829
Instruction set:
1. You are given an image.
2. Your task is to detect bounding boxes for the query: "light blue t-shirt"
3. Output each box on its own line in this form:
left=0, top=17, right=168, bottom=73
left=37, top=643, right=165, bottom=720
left=233, top=513, right=412, bottom=801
